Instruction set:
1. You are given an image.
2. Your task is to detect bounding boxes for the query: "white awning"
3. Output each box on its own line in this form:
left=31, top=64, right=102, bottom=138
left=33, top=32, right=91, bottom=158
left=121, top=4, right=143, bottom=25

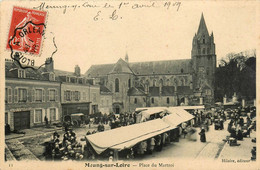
left=86, top=119, right=175, bottom=154
left=165, top=107, right=195, bottom=122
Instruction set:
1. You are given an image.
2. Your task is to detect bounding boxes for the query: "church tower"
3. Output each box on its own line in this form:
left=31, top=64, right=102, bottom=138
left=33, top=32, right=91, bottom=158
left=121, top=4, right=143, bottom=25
left=191, top=13, right=216, bottom=103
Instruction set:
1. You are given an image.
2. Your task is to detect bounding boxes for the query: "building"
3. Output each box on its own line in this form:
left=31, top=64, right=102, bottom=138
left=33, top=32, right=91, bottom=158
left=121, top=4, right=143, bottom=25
left=85, top=14, right=216, bottom=113
left=55, top=64, right=100, bottom=119
left=5, top=59, right=61, bottom=131
left=5, top=57, right=104, bottom=131
left=99, top=85, right=113, bottom=115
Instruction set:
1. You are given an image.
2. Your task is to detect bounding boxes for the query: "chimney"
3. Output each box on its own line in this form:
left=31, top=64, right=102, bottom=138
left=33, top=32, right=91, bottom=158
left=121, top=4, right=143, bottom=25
left=45, top=57, right=54, bottom=72
left=74, top=65, right=81, bottom=77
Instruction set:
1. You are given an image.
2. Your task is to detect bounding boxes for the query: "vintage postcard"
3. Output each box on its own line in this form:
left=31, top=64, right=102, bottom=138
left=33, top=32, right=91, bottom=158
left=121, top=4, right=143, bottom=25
left=0, top=0, right=259, bottom=170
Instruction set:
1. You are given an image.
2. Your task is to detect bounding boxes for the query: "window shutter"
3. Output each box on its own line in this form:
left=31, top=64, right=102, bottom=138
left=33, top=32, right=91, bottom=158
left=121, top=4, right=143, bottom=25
left=64, top=91, right=66, bottom=101
left=27, top=89, right=29, bottom=102
left=32, top=89, right=35, bottom=102
left=47, top=89, right=49, bottom=102
left=8, top=88, right=12, bottom=103
left=55, top=90, right=58, bottom=101
left=14, top=88, right=18, bottom=103
left=56, top=108, right=58, bottom=121
left=42, top=89, right=45, bottom=102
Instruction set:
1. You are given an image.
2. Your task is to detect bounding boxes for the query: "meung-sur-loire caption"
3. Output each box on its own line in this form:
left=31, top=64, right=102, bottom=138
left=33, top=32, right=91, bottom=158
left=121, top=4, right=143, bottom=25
left=85, top=162, right=174, bottom=168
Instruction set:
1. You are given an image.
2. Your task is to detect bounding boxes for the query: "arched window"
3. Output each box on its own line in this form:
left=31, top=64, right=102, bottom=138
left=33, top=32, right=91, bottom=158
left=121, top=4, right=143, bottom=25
left=115, top=78, right=119, bottom=92
left=134, top=98, right=137, bottom=104
left=151, top=98, right=154, bottom=104
left=181, top=69, right=184, bottom=73
left=153, top=79, right=156, bottom=86
left=128, top=79, right=131, bottom=88
left=159, top=79, right=163, bottom=86
left=167, top=97, right=170, bottom=104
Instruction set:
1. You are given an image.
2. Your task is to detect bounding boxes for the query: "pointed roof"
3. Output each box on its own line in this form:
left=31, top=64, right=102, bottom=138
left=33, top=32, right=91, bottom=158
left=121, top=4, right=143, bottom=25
left=109, top=58, right=133, bottom=74
left=197, top=13, right=209, bottom=39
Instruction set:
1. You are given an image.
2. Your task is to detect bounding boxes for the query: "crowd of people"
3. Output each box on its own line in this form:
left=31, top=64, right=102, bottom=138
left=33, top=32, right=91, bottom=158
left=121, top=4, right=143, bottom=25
left=45, top=105, right=256, bottom=161
left=44, top=129, right=84, bottom=161
left=226, top=107, right=256, bottom=147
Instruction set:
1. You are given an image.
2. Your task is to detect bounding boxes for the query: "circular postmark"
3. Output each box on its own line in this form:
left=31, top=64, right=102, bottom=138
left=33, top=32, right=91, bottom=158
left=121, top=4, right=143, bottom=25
left=7, top=6, right=57, bottom=70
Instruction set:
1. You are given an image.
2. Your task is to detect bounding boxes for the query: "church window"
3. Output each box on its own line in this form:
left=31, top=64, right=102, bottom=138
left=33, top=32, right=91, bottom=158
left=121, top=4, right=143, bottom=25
left=203, top=48, right=206, bottom=54
left=153, top=79, right=156, bottom=86
left=167, top=97, right=170, bottom=104
left=128, top=79, right=131, bottom=88
left=151, top=98, right=154, bottom=104
left=159, top=79, right=163, bottom=86
left=115, top=78, right=119, bottom=92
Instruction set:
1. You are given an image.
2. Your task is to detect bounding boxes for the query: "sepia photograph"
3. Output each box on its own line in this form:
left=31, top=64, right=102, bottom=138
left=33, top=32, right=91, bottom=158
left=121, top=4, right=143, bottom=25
left=0, top=0, right=258, bottom=169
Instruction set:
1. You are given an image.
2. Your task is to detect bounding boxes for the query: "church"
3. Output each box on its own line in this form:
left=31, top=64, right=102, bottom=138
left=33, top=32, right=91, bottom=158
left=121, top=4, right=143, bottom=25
left=85, top=14, right=216, bottom=114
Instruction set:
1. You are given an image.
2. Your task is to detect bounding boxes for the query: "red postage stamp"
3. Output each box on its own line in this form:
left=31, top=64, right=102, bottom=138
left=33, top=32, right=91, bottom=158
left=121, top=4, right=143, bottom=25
left=7, top=6, right=47, bottom=55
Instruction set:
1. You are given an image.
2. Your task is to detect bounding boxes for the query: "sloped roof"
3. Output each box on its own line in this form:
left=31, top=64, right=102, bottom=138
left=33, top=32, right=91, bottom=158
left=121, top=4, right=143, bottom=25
left=110, top=58, right=133, bottom=74
left=177, top=86, right=193, bottom=95
left=100, top=85, right=112, bottom=94
left=5, top=60, right=50, bottom=81
left=85, top=63, right=114, bottom=77
left=149, top=86, right=159, bottom=96
left=128, top=87, right=146, bottom=96
left=85, top=59, right=192, bottom=77
left=197, top=13, right=209, bottom=39
left=162, top=86, right=175, bottom=96
left=129, top=59, right=192, bottom=75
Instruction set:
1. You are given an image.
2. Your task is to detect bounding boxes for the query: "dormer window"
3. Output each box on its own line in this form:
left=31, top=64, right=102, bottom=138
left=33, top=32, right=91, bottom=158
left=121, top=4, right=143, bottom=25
left=49, top=73, right=55, bottom=81
left=66, top=77, right=70, bottom=82
left=18, top=69, right=26, bottom=78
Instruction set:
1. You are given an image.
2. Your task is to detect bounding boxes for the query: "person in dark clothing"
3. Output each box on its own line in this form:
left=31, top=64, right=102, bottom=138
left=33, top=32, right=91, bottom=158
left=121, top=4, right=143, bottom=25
left=230, top=128, right=237, bottom=139
left=220, top=119, right=224, bottom=130
left=5, top=123, right=11, bottom=135
left=199, top=128, right=206, bottom=142
left=44, top=116, right=49, bottom=126
left=237, top=130, right=243, bottom=140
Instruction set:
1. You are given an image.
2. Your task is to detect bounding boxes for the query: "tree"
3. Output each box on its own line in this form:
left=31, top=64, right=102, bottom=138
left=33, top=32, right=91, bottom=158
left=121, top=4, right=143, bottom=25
left=215, top=50, right=256, bottom=102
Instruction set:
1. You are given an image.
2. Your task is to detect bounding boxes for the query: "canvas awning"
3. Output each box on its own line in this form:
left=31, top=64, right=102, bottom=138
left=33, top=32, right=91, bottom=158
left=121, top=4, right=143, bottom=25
left=85, top=119, right=176, bottom=154
left=162, top=113, right=185, bottom=127
left=170, top=106, right=205, bottom=110
left=70, top=113, right=84, bottom=116
left=165, top=107, right=195, bottom=122
left=135, top=107, right=168, bottom=121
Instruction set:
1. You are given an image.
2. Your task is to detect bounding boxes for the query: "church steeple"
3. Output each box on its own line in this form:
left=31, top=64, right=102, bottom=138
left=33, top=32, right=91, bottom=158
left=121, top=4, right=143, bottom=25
left=197, top=13, right=209, bottom=39
left=125, top=52, right=129, bottom=63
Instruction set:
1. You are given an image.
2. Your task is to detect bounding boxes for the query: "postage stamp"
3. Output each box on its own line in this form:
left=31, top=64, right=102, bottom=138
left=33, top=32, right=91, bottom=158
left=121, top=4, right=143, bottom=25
left=7, top=6, right=47, bottom=55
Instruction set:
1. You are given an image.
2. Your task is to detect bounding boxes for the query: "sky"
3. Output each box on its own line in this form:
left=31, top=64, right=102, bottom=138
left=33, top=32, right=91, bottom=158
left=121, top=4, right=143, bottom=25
left=1, top=1, right=257, bottom=74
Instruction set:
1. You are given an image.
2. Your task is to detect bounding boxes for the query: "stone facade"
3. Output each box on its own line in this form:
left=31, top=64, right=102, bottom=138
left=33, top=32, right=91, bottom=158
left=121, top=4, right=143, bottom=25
left=5, top=60, right=61, bottom=131
left=85, top=14, right=216, bottom=113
